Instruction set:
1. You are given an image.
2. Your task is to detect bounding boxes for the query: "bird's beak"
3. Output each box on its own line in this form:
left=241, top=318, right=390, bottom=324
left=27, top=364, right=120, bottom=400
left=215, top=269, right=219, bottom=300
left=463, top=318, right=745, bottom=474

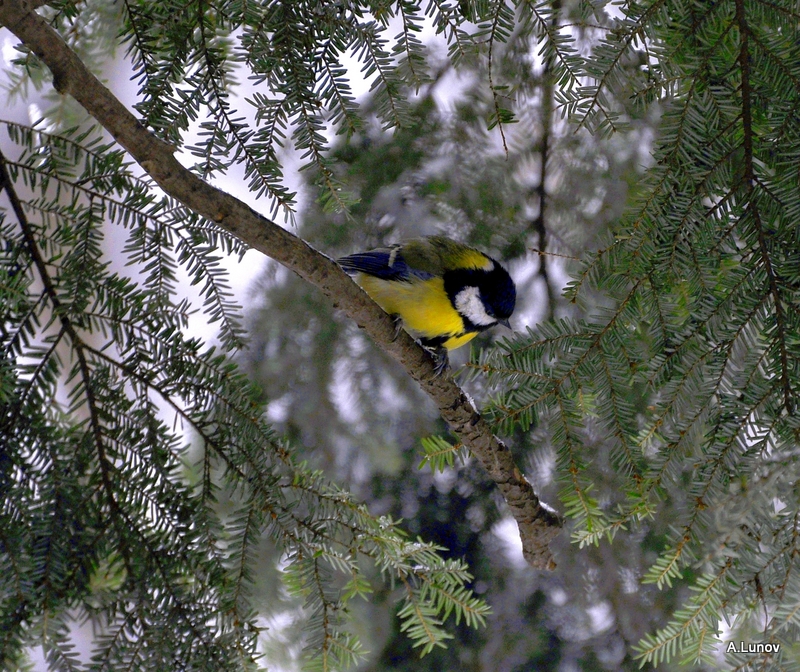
left=497, top=318, right=512, bottom=330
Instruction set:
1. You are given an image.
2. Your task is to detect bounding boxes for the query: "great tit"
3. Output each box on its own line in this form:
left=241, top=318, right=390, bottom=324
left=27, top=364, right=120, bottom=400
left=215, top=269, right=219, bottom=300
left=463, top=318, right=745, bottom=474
left=339, top=236, right=516, bottom=363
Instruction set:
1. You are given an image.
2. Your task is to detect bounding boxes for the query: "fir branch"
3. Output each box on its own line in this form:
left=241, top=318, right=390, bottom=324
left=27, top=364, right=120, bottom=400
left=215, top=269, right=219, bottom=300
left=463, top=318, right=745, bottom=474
left=5, top=320, right=64, bottom=424
left=3, top=137, right=243, bottom=657
left=414, top=562, right=491, bottom=628
left=1, top=149, right=123, bottom=533
left=636, top=562, right=732, bottom=665
left=736, top=0, right=793, bottom=415
left=524, top=1, right=585, bottom=98
left=556, top=385, right=603, bottom=530
left=352, top=20, right=408, bottom=130
left=599, top=354, right=641, bottom=479
left=6, top=152, right=244, bottom=346
left=645, top=264, right=760, bottom=388
left=317, top=53, right=362, bottom=137
left=192, top=10, right=298, bottom=211
left=483, top=0, right=514, bottom=151
left=399, top=577, right=452, bottom=655
left=0, top=524, right=25, bottom=603
left=79, top=341, right=293, bottom=478
left=426, top=0, right=473, bottom=63
left=396, top=0, right=427, bottom=89
left=572, top=0, right=666, bottom=133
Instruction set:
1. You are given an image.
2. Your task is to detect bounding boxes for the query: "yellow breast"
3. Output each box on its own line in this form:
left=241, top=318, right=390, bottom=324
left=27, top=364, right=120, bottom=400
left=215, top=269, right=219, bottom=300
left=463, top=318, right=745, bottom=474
left=356, top=274, right=475, bottom=350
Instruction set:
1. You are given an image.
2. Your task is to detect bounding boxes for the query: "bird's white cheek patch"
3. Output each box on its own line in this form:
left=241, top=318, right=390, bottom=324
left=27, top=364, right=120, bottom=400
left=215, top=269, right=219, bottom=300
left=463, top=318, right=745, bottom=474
left=454, top=286, right=496, bottom=326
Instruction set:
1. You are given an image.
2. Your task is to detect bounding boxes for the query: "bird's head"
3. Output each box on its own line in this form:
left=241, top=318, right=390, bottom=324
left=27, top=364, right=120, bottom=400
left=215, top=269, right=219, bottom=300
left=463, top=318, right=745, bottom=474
left=445, top=260, right=516, bottom=331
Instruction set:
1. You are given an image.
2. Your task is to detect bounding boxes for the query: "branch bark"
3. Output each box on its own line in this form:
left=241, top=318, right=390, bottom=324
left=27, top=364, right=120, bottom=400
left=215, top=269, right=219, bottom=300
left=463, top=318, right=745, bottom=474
left=530, top=0, right=559, bottom=321
left=0, top=0, right=561, bottom=568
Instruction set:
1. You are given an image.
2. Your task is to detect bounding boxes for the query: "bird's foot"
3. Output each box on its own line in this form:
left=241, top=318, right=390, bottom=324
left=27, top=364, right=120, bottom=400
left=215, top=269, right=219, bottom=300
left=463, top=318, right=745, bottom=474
left=421, top=344, right=449, bottom=376
left=390, top=314, right=404, bottom=342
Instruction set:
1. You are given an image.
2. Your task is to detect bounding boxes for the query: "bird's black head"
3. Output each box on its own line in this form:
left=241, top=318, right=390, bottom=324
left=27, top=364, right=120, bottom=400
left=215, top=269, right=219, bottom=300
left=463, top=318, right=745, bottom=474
left=480, top=262, right=516, bottom=323
left=444, top=260, right=516, bottom=331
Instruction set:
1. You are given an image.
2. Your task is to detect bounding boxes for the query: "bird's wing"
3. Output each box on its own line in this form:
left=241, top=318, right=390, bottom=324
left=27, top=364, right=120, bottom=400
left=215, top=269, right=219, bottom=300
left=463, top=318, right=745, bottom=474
left=338, top=246, right=434, bottom=281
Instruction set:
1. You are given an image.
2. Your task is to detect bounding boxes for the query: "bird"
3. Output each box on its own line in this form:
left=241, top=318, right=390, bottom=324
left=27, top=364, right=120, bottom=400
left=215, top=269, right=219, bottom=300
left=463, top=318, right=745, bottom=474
left=338, top=236, right=516, bottom=371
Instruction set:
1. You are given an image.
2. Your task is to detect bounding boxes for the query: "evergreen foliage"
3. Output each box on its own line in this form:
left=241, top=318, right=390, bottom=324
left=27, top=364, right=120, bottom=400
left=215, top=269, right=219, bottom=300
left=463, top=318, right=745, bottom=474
left=475, top=0, right=800, bottom=666
left=1, top=0, right=799, bottom=670
left=0, top=121, right=488, bottom=669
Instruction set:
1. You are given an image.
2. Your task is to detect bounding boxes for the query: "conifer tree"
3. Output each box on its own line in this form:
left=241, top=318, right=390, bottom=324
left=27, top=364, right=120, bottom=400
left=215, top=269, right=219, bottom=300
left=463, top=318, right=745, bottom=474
left=1, top=0, right=798, bottom=670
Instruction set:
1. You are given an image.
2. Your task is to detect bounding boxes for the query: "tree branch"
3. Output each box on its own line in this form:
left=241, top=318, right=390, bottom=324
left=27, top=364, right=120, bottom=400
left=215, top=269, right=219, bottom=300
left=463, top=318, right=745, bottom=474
left=0, top=0, right=561, bottom=568
left=530, top=0, right=559, bottom=321
left=734, top=0, right=794, bottom=416
left=0, top=145, right=125, bottom=530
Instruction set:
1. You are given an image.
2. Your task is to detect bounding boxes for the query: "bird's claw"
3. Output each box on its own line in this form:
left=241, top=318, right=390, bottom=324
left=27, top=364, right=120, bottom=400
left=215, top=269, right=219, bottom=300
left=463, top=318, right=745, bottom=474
left=390, top=314, right=404, bottom=342
left=421, top=344, right=449, bottom=376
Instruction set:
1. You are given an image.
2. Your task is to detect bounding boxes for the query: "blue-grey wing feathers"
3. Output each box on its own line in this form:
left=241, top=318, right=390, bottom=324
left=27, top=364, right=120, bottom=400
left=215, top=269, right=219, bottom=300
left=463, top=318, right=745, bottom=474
left=338, top=248, right=434, bottom=281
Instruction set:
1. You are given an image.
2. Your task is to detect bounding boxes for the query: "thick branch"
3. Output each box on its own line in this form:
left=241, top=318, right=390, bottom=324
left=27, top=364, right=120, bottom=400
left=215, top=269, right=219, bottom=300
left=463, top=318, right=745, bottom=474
left=0, top=0, right=561, bottom=568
